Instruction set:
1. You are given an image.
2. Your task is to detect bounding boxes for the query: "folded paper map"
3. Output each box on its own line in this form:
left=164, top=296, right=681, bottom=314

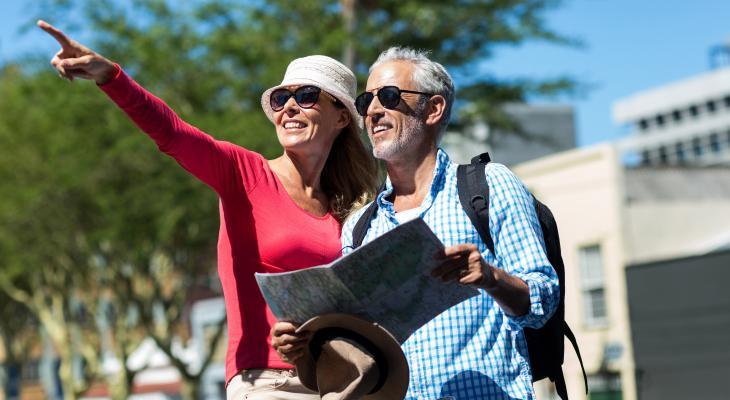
left=255, top=218, right=479, bottom=343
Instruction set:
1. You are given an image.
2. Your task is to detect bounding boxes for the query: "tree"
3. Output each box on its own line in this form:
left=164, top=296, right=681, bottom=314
left=0, top=59, right=223, bottom=399
left=40, top=0, right=579, bottom=136
left=0, top=291, right=40, bottom=400
left=215, top=0, right=581, bottom=135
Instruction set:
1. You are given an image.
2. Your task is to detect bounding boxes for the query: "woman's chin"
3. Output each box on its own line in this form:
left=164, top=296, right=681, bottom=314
left=280, top=138, right=318, bottom=154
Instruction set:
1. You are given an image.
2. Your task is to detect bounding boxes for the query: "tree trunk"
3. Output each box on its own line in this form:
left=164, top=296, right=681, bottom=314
left=107, top=366, right=134, bottom=400
left=179, top=377, right=200, bottom=400
left=56, top=348, right=79, bottom=400
left=36, top=298, right=88, bottom=400
left=340, top=0, right=356, bottom=69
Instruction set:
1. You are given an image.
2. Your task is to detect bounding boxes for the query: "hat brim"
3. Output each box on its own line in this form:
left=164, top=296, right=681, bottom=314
left=261, top=79, right=362, bottom=130
left=295, top=313, right=409, bottom=400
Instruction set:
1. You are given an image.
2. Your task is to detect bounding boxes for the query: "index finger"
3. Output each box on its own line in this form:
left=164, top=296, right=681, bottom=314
left=271, top=321, right=299, bottom=336
left=37, top=20, right=73, bottom=48
left=442, top=243, right=474, bottom=258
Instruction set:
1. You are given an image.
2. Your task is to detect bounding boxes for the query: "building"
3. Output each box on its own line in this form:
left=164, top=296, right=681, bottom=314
left=621, top=165, right=730, bottom=263
left=513, top=143, right=730, bottom=400
left=626, top=248, right=730, bottom=400
left=442, top=103, right=576, bottom=166
left=613, top=66, right=730, bottom=166
left=621, top=164, right=730, bottom=400
left=514, top=144, right=632, bottom=400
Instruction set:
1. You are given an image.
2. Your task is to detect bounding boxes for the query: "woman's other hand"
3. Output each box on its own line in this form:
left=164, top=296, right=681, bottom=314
left=270, top=321, right=310, bottom=364
left=37, top=20, right=117, bottom=85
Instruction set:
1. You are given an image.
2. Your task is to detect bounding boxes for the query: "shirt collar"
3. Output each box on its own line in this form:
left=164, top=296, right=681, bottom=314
left=376, top=148, right=452, bottom=216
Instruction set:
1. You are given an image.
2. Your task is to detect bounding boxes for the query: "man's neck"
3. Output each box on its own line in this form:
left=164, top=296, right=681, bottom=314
left=386, top=144, right=439, bottom=212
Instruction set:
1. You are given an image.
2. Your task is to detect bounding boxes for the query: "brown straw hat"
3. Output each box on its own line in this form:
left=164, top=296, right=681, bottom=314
left=294, top=313, right=409, bottom=400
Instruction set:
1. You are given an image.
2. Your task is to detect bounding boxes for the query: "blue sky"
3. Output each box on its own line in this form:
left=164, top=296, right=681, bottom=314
left=2, top=0, right=730, bottom=146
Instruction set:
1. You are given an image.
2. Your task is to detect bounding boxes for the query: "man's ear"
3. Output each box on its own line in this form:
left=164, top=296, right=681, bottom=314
left=424, top=95, right=446, bottom=127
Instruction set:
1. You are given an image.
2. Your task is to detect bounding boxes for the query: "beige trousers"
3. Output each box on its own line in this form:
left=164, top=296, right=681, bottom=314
left=227, top=368, right=321, bottom=400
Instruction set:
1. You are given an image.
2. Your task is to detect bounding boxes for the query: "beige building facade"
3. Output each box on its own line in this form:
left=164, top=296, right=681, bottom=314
left=513, top=142, right=730, bottom=400
left=514, top=144, right=634, bottom=400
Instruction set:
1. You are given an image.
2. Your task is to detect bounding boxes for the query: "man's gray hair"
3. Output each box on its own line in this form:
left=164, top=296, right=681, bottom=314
left=370, top=47, right=455, bottom=134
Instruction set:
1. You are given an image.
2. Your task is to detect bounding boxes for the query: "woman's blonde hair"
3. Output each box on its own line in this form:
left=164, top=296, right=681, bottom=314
left=321, top=116, right=379, bottom=221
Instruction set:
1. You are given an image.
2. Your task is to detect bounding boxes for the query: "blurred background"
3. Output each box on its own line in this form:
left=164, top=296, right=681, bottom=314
left=1, top=0, right=729, bottom=399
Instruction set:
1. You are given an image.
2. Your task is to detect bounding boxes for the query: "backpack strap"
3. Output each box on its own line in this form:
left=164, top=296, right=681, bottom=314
left=554, top=372, right=569, bottom=400
left=564, top=322, right=588, bottom=395
left=456, top=153, right=495, bottom=254
left=552, top=323, right=588, bottom=400
left=351, top=200, right=379, bottom=249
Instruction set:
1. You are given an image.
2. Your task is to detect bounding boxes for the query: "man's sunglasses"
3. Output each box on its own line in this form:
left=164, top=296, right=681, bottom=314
left=270, top=85, right=337, bottom=111
left=355, top=86, right=433, bottom=116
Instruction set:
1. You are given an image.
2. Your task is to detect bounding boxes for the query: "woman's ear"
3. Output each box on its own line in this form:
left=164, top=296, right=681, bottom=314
left=336, top=108, right=351, bottom=129
left=425, top=95, right=446, bottom=127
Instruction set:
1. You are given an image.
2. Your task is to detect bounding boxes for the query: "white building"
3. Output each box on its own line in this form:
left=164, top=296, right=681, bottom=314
left=613, top=66, right=730, bottom=166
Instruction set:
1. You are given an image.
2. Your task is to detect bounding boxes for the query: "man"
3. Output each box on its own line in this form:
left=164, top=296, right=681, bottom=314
left=274, top=47, right=559, bottom=400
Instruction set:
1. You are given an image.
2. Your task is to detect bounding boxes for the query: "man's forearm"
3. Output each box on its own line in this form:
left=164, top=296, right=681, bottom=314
left=478, top=264, right=531, bottom=317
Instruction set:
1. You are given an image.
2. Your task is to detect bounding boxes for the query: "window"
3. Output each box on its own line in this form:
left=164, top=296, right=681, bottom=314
left=692, top=137, right=703, bottom=156
left=710, top=133, right=720, bottom=153
left=640, top=150, right=650, bottom=165
left=579, top=245, right=607, bottom=326
left=689, top=105, right=700, bottom=117
left=588, top=372, right=623, bottom=400
left=21, top=360, right=40, bottom=382
left=655, top=114, right=665, bottom=126
left=672, top=109, right=682, bottom=122
left=658, top=146, right=668, bottom=164
left=638, top=119, right=649, bottom=130
left=675, top=142, right=685, bottom=163
left=724, top=96, right=730, bottom=108
left=707, top=100, right=717, bottom=113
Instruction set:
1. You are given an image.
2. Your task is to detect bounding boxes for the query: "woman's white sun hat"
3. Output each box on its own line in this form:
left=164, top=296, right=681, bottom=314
left=261, top=55, right=360, bottom=128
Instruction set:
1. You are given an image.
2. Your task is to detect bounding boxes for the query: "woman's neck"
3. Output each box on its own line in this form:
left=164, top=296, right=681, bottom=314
left=270, top=150, right=328, bottom=193
left=268, top=150, right=331, bottom=216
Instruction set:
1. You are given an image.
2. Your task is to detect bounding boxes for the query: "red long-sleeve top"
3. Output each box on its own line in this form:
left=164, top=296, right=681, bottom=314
left=100, top=66, right=342, bottom=383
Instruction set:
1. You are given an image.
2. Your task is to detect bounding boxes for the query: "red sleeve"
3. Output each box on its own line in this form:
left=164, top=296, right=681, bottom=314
left=98, top=65, right=263, bottom=195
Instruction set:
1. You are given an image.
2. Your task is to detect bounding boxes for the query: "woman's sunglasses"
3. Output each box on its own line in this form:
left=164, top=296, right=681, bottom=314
left=355, top=86, right=433, bottom=116
left=270, top=85, right=337, bottom=111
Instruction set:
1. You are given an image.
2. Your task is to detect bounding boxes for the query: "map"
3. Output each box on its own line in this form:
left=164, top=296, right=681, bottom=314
left=255, top=218, right=479, bottom=343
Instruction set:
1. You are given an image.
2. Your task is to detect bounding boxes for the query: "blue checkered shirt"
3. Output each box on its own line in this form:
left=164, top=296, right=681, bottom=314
left=341, top=149, right=559, bottom=400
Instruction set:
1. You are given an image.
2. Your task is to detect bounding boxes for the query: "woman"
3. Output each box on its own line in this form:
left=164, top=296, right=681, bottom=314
left=38, top=20, right=377, bottom=399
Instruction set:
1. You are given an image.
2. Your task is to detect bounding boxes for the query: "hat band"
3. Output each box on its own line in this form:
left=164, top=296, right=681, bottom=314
left=309, top=327, right=389, bottom=394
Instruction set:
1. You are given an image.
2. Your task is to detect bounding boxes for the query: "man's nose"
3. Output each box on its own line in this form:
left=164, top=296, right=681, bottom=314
left=367, top=93, right=385, bottom=117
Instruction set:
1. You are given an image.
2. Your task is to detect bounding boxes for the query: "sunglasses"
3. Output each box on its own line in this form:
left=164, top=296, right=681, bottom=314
left=270, top=85, right=337, bottom=111
left=355, top=86, right=433, bottom=116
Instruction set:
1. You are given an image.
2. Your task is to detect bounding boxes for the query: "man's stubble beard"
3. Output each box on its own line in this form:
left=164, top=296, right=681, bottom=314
left=372, top=107, right=428, bottom=161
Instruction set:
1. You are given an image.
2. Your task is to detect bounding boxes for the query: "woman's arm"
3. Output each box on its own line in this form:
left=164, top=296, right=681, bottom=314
left=38, top=20, right=247, bottom=196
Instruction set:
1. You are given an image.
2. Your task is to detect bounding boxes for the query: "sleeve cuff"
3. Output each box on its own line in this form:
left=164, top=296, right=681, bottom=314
left=97, top=63, right=122, bottom=87
left=506, top=274, right=552, bottom=329
left=97, top=64, right=138, bottom=107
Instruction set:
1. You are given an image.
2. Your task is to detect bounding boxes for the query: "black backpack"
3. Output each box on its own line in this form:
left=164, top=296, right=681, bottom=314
left=351, top=153, right=587, bottom=400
